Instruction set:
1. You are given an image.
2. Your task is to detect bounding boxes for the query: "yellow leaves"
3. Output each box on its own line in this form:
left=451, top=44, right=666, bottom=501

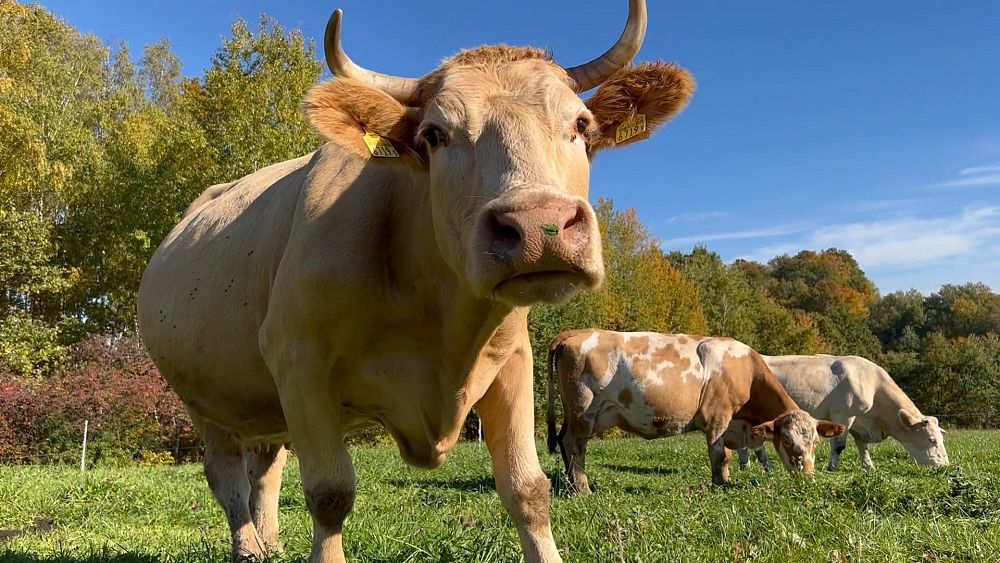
left=578, top=200, right=707, bottom=335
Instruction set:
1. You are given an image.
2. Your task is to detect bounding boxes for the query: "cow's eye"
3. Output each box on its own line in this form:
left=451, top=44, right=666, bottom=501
left=422, top=126, right=447, bottom=150
left=575, top=117, right=590, bottom=135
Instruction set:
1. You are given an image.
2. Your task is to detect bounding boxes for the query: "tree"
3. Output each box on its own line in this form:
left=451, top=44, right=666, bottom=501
left=924, top=283, right=1000, bottom=338
left=183, top=15, right=322, bottom=183
left=667, top=247, right=756, bottom=342
left=764, top=249, right=880, bottom=357
left=870, top=289, right=927, bottom=349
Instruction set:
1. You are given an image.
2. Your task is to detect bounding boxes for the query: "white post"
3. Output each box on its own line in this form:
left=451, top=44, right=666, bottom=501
left=477, top=414, right=483, bottom=443
left=80, top=419, right=89, bottom=471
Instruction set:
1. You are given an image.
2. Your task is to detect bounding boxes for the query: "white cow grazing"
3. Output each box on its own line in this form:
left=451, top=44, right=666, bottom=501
left=743, top=355, right=949, bottom=470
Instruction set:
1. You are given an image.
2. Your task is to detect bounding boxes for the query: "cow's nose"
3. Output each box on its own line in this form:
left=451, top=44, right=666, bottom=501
left=485, top=197, right=590, bottom=267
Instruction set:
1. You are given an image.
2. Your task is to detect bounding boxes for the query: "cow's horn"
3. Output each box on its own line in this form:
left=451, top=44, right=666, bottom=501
left=325, top=9, right=422, bottom=105
left=564, top=0, right=647, bottom=93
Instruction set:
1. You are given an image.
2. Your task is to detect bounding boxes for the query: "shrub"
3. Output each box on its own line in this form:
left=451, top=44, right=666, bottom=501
left=0, top=334, right=199, bottom=464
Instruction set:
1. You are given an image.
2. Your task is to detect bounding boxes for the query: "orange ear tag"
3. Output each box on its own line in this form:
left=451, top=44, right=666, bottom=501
left=363, top=132, right=400, bottom=158
left=615, top=113, right=647, bottom=144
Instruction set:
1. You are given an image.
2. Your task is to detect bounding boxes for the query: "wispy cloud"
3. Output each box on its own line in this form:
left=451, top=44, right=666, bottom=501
left=663, top=224, right=807, bottom=247
left=929, top=174, right=1000, bottom=189
left=838, top=197, right=934, bottom=214
left=663, top=211, right=729, bottom=224
left=959, top=163, right=1000, bottom=176
left=742, top=206, right=1000, bottom=270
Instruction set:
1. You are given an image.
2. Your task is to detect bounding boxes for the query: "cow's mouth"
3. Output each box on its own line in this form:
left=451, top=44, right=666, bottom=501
left=492, top=270, right=592, bottom=305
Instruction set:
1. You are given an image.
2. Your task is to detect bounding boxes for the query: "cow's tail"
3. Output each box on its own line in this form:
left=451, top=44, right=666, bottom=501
left=546, top=341, right=561, bottom=455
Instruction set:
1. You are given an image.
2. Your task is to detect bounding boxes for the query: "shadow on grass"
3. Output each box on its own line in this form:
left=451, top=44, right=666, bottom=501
left=0, top=554, right=163, bottom=563
left=601, top=464, right=680, bottom=476
left=386, top=475, right=496, bottom=493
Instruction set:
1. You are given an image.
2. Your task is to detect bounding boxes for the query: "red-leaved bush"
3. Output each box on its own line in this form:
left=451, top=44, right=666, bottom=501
left=0, top=335, right=200, bottom=464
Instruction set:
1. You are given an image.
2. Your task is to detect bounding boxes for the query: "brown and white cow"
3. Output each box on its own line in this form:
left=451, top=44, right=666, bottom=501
left=137, top=2, right=695, bottom=562
left=739, top=355, right=949, bottom=471
left=546, top=330, right=844, bottom=492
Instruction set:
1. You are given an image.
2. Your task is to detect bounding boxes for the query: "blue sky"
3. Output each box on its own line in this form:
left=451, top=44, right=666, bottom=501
left=42, top=1, right=1000, bottom=294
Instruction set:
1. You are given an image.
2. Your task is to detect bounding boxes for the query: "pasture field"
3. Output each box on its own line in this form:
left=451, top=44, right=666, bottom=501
left=1, top=431, right=999, bottom=563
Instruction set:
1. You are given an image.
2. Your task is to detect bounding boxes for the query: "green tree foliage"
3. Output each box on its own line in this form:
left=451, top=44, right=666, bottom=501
left=1, top=4, right=323, bottom=372
left=667, top=248, right=825, bottom=355
left=884, top=332, right=1000, bottom=428
left=924, top=283, right=1000, bottom=338
left=870, top=289, right=927, bottom=349
left=764, top=249, right=881, bottom=357
left=183, top=15, right=322, bottom=182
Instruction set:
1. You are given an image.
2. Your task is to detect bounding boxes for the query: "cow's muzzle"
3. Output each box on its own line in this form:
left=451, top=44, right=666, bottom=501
left=472, top=191, right=603, bottom=305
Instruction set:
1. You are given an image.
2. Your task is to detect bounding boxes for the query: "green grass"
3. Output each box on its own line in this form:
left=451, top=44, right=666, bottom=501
left=2, top=431, right=999, bottom=562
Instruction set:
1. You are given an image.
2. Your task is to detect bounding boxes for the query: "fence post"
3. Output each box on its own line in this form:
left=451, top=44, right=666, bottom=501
left=80, top=419, right=89, bottom=472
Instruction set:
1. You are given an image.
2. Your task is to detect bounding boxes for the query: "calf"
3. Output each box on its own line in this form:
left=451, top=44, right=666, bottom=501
left=546, top=329, right=843, bottom=493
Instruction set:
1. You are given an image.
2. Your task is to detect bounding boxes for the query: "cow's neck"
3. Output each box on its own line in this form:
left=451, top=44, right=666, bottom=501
left=737, top=357, right=800, bottom=424
left=871, top=383, right=921, bottom=440
left=355, top=166, right=521, bottom=456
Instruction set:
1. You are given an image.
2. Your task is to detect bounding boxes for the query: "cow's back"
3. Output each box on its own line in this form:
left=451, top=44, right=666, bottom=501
left=137, top=154, right=314, bottom=437
left=763, top=355, right=881, bottom=419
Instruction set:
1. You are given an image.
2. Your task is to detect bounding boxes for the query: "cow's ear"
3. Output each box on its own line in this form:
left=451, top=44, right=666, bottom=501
left=815, top=420, right=845, bottom=438
left=898, top=409, right=924, bottom=429
left=302, top=78, right=421, bottom=162
left=752, top=420, right=775, bottom=440
left=584, top=62, right=695, bottom=155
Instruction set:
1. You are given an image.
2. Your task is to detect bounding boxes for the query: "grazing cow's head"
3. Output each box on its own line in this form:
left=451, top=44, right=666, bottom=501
left=753, top=410, right=844, bottom=475
left=898, top=410, right=949, bottom=467
left=302, top=0, right=694, bottom=306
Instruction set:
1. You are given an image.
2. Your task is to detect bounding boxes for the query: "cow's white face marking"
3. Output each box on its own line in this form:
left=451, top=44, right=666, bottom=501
left=771, top=410, right=820, bottom=475
left=901, top=416, right=949, bottom=467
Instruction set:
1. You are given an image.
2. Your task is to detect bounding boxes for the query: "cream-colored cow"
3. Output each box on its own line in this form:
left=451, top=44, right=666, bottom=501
left=546, top=329, right=844, bottom=492
left=740, top=355, right=949, bottom=471
left=137, top=2, right=696, bottom=562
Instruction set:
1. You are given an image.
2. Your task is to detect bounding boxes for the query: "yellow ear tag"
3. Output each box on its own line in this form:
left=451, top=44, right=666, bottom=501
left=362, top=132, right=400, bottom=158
left=615, top=113, right=647, bottom=144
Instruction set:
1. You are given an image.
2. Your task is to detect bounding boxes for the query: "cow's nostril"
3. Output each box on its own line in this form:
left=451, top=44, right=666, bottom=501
left=563, top=206, right=587, bottom=233
left=487, top=212, right=522, bottom=250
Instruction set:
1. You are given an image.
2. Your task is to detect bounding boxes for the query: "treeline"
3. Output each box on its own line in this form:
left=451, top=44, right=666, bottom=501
left=1, top=3, right=997, bottom=462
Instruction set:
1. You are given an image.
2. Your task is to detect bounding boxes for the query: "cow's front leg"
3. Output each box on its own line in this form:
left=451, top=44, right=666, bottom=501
left=477, top=346, right=562, bottom=563
left=269, top=350, right=355, bottom=563
left=827, top=417, right=854, bottom=471
left=707, top=436, right=734, bottom=486
left=737, top=447, right=751, bottom=469
left=755, top=447, right=773, bottom=471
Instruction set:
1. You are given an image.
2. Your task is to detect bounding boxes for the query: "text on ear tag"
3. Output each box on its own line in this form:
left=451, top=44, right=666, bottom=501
left=363, top=132, right=400, bottom=158
left=615, top=113, right=647, bottom=144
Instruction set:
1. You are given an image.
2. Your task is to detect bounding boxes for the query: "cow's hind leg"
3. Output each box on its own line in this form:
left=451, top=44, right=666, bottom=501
left=201, top=420, right=266, bottom=562
left=853, top=433, right=875, bottom=469
left=246, top=443, right=288, bottom=554
left=560, top=424, right=593, bottom=496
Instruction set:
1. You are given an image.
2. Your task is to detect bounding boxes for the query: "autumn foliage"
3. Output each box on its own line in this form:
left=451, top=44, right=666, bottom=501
left=0, top=335, right=198, bottom=464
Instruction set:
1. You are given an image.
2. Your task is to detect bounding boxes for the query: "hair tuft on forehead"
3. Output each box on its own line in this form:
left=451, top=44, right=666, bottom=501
left=441, top=46, right=553, bottom=69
